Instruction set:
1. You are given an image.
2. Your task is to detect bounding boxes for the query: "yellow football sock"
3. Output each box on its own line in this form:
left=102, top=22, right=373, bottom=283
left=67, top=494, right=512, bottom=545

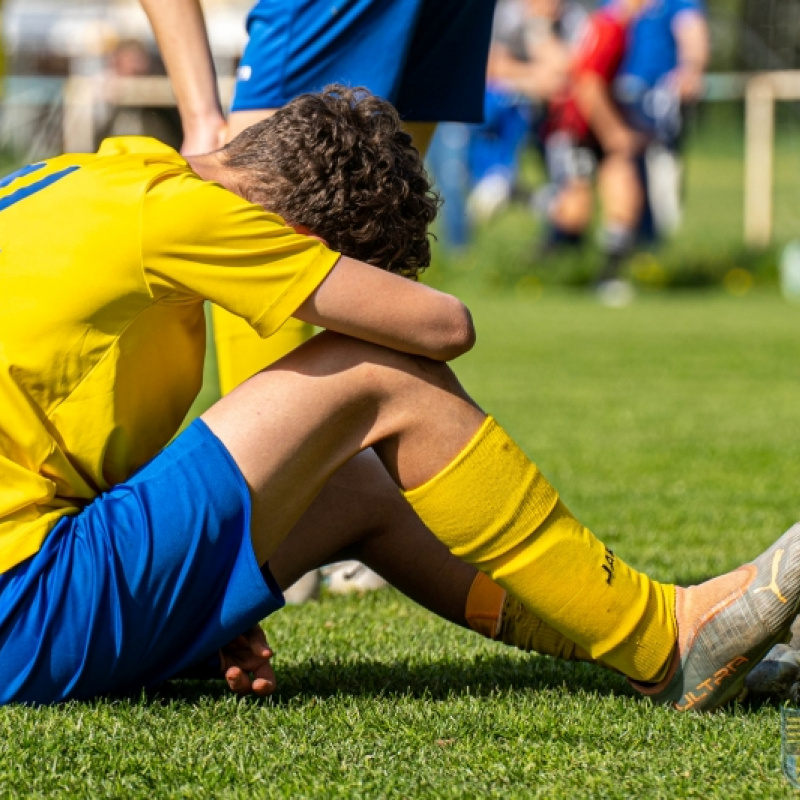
left=212, top=304, right=313, bottom=396
left=405, top=416, right=676, bottom=682
left=465, top=573, right=596, bottom=663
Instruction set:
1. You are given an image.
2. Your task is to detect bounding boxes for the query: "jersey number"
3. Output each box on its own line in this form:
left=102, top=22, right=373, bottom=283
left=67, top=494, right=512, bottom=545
left=0, top=163, right=80, bottom=213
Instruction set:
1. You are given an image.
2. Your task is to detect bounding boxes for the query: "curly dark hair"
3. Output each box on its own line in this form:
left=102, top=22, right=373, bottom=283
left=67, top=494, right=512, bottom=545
left=220, top=86, right=440, bottom=279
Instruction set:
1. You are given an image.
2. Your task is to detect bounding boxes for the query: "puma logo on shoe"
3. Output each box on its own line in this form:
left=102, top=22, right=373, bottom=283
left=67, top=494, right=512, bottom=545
left=754, top=549, right=789, bottom=604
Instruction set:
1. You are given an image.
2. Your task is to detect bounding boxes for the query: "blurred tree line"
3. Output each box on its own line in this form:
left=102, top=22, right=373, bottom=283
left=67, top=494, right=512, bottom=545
left=708, top=0, right=800, bottom=70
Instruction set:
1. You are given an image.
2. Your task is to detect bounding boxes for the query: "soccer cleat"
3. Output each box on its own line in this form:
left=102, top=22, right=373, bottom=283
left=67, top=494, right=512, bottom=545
left=632, top=522, right=800, bottom=712
left=744, top=644, right=800, bottom=702
left=596, top=278, right=635, bottom=308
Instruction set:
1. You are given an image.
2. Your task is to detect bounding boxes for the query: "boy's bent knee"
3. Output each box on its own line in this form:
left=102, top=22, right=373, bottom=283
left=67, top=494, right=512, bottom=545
left=291, top=331, right=463, bottom=393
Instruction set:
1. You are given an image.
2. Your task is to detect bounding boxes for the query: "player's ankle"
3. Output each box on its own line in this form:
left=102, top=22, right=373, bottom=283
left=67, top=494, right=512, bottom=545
left=464, top=572, right=505, bottom=639
left=464, top=573, right=599, bottom=664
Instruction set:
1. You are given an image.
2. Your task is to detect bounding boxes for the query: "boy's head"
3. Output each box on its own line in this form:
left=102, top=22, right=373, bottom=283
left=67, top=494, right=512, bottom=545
left=220, top=86, right=440, bottom=280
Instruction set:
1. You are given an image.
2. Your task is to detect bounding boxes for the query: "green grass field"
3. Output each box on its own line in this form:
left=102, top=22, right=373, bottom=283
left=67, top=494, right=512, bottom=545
left=5, top=288, right=800, bottom=798
left=4, top=111, right=800, bottom=797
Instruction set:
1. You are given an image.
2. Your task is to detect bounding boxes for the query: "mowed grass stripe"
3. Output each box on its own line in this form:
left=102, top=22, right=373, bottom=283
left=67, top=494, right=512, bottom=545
left=2, top=289, right=800, bottom=797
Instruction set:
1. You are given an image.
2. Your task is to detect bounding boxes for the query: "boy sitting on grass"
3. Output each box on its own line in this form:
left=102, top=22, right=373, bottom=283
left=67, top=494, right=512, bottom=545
left=0, top=86, right=798, bottom=711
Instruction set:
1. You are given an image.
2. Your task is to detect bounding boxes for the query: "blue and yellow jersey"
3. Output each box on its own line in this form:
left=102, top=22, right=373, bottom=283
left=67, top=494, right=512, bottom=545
left=0, top=137, right=339, bottom=573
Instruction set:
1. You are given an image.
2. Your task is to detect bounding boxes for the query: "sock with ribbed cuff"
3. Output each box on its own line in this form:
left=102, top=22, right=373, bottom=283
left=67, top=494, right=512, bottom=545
left=405, top=416, right=676, bottom=682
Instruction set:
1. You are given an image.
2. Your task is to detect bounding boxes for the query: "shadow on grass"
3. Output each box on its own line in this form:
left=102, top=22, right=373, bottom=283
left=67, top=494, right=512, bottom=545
left=148, top=652, right=633, bottom=707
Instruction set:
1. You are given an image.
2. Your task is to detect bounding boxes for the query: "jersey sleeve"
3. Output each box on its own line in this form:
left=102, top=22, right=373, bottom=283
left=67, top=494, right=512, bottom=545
left=574, top=12, right=626, bottom=82
left=140, top=168, right=340, bottom=338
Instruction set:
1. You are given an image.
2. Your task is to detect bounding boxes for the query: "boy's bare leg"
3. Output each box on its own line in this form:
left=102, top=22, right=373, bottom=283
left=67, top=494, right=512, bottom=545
left=201, top=332, right=483, bottom=695
left=267, top=448, right=476, bottom=625
left=201, top=330, right=485, bottom=566
left=268, top=446, right=596, bottom=661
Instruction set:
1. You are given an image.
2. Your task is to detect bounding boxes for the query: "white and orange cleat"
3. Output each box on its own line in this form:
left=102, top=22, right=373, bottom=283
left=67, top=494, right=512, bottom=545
left=633, top=523, right=800, bottom=712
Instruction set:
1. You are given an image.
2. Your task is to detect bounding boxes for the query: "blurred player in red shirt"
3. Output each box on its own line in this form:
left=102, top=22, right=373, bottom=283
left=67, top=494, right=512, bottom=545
left=541, top=0, right=649, bottom=297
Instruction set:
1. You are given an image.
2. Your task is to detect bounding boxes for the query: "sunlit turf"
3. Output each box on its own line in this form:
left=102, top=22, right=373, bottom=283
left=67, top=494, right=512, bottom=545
left=454, top=288, right=800, bottom=584
left=6, top=288, right=800, bottom=798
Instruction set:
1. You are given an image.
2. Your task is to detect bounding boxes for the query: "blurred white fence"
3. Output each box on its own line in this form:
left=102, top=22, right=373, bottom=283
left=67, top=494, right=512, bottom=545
left=0, top=70, right=797, bottom=249
left=61, top=74, right=235, bottom=153
left=743, top=71, right=800, bottom=248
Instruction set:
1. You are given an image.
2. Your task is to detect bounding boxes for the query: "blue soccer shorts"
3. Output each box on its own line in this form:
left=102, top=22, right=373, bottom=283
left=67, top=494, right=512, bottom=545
left=230, top=0, right=497, bottom=122
left=0, top=419, right=284, bottom=705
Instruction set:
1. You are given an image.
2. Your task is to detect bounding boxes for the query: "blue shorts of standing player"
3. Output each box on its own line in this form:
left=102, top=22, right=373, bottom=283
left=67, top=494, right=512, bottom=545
left=231, top=0, right=497, bottom=123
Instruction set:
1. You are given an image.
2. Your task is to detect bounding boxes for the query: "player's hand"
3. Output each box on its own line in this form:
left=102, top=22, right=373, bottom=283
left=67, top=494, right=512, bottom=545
left=219, top=625, right=276, bottom=697
left=670, top=64, right=704, bottom=103
left=180, top=114, right=228, bottom=156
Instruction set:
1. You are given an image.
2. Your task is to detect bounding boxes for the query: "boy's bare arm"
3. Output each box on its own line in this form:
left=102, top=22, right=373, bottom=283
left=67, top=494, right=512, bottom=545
left=293, top=256, right=476, bottom=362
left=140, top=0, right=227, bottom=154
left=671, top=10, right=709, bottom=102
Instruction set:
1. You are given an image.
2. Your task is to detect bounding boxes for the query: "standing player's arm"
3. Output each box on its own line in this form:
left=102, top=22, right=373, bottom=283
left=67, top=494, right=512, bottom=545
left=671, top=10, right=710, bottom=102
left=575, top=74, right=640, bottom=157
left=293, top=256, right=476, bottom=362
left=487, top=43, right=533, bottom=89
left=140, top=0, right=227, bottom=155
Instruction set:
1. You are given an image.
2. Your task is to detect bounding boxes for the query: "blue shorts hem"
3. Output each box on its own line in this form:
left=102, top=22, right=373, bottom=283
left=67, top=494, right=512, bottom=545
left=0, top=418, right=285, bottom=705
left=230, top=0, right=494, bottom=122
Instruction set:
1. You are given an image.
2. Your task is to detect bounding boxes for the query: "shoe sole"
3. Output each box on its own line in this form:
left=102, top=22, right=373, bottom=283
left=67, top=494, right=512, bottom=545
left=744, top=644, right=800, bottom=701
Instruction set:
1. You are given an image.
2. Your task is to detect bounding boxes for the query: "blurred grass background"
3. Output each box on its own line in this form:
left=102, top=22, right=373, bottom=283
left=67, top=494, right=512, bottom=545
left=425, top=103, right=800, bottom=293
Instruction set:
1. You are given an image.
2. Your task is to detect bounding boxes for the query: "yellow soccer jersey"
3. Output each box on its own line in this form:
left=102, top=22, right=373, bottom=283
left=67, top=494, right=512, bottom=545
left=0, top=137, right=340, bottom=573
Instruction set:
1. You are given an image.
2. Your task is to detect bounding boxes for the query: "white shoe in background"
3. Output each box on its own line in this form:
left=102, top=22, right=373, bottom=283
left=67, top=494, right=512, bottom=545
left=324, top=561, right=388, bottom=595
left=282, top=569, right=322, bottom=605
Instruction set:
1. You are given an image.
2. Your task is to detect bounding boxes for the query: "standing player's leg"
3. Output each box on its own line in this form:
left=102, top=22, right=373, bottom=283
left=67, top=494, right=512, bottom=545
left=202, top=330, right=800, bottom=711
left=595, top=151, right=644, bottom=284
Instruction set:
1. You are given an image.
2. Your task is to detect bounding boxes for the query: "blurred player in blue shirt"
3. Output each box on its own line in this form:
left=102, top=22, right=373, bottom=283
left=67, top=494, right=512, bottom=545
left=605, top=0, right=709, bottom=239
